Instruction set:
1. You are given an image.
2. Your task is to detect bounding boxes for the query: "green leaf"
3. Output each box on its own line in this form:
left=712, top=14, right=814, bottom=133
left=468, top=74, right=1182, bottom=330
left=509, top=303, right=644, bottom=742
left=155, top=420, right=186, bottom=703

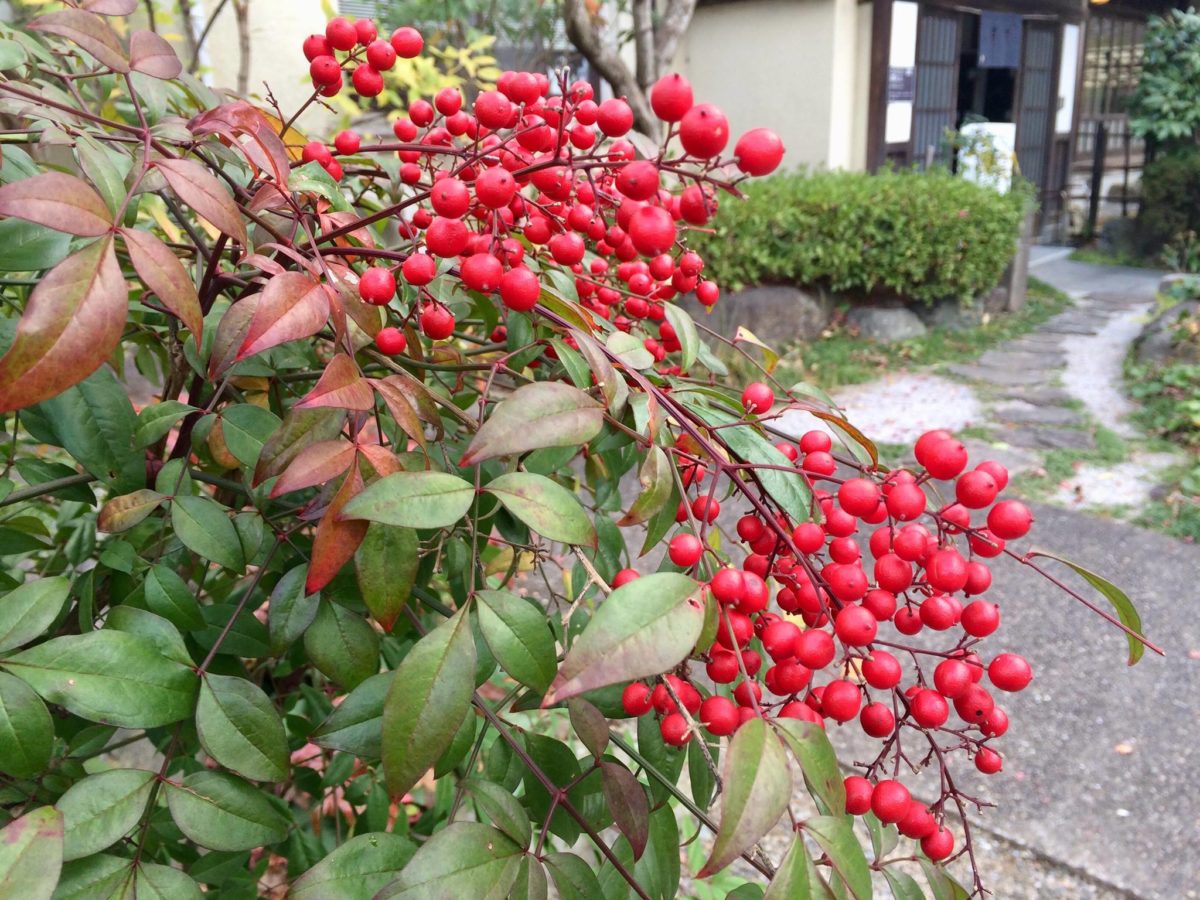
left=863, top=811, right=898, bottom=861
left=253, top=406, right=345, bottom=486
left=804, top=816, right=872, bottom=900
left=689, top=404, right=812, bottom=523
left=131, top=862, right=203, bottom=900
left=465, top=778, right=533, bottom=848
left=764, top=834, right=824, bottom=900
left=165, top=771, right=289, bottom=852
left=0, top=38, right=25, bottom=70
left=100, top=491, right=166, bottom=537
left=267, top=564, right=319, bottom=655
left=196, top=673, right=289, bottom=782
left=522, top=733, right=584, bottom=846
left=290, top=161, right=353, bottom=212
left=476, top=590, right=556, bottom=693
left=543, top=573, right=704, bottom=705
left=883, top=869, right=926, bottom=900
left=25, top=367, right=141, bottom=490
left=664, top=303, right=699, bottom=371
left=355, top=524, right=418, bottom=631
left=56, top=768, right=155, bottom=861
left=374, top=822, right=522, bottom=899
left=303, top=601, right=380, bottom=690
left=772, top=719, right=846, bottom=816
left=485, top=472, right=597, bottom=547
left=312, top=671, right=392, bottom=759
left=606, top=330, right=655, bottom=370
left=292, top=832, right=417, bottom=899
left=461, top=382, right=604, bottom=466
left=511, top=857, right=549, bottom=900
left=144, top=565, right=205, bottom=632
left=618, top=445, right=672, bottom=527
left=52, top=854, right=131, bottom=899
left=544, top=852, right=604, bottom=900
left=382, top=608, right=475, bottom=798
left=700, top=717, right=791, bottom=877
left=0, top=218, right=70, bottom=272
left=105, top=606, right=191, bottom=666
left=1027, top=551, right=1148, bottom=665
left=0, top=575, right=70, bottom=653
left=0, top=671, right=52, bottom=777
left=0, top=806, right=62, bottom=900
left=135, top=400, right=194, bottom=448
left=340, top=471, right=475, bottom=529
left=171, top=495, right=245, bottom=572
left=2, top=630, right=197, bottom=728
left=221, top=404, right=281, bottom=468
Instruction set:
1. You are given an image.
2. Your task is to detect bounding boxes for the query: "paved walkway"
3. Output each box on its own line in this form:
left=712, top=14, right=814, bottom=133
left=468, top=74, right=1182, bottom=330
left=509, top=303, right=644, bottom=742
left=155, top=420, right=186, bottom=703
left=780, top=254, right=1198, bottom=898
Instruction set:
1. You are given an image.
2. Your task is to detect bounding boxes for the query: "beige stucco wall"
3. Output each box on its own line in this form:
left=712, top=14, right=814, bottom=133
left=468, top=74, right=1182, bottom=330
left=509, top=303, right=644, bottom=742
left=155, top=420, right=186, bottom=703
left=193, top=0, right=331, bottom=133
left=674, top=0, right=868, bottom=172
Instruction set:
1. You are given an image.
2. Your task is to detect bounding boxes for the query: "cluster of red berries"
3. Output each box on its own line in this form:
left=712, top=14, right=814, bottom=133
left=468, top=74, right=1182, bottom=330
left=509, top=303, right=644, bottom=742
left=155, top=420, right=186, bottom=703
left=296, top=19, right=784, bottom=366
left=620, top=427, right=1035, bottom=863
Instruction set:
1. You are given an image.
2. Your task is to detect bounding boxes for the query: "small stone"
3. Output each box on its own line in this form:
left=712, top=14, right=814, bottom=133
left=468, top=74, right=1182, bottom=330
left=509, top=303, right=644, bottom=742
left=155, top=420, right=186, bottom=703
left=992, top=426, right=1096, bottom=450
left=945, top=364, right=1048, bottom=386
left=845, top=305, right=927, bottom=343
left=992, top=402, right=1086, bottom=427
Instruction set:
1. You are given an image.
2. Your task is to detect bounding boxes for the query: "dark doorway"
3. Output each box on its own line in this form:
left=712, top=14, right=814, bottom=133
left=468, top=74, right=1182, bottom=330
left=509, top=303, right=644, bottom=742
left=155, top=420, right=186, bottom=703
left=956, top=12, right=1020, bottom=128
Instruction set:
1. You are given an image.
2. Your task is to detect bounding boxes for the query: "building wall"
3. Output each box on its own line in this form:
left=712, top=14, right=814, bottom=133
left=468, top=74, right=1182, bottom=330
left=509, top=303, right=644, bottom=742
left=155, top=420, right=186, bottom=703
left=675, top=0, right=865, bottom=172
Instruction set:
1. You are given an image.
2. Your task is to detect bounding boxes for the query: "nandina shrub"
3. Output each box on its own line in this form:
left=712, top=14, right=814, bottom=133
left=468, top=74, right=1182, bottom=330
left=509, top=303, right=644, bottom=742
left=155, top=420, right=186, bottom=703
left=690, top=168, right=1030, bottom=302
left=0, top=7, right=1154, bottom=899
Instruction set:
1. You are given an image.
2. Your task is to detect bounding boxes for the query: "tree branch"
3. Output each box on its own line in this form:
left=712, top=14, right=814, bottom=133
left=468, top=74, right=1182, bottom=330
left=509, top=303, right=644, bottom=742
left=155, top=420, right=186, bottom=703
left=632, top=0, right=656, bottom=91
left=654, top=0, right=698, bottom=76
left=562, top=0, right=659, bottom=139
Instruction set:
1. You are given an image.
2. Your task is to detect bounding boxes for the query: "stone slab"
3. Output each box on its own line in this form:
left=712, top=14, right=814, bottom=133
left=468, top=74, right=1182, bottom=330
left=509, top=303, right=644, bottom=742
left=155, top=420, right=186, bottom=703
left=945, top=364, right=1052, bottom=386
left=991, top=425, right=1097, bottom=450
left=992, top=402, right=1087, bottom=427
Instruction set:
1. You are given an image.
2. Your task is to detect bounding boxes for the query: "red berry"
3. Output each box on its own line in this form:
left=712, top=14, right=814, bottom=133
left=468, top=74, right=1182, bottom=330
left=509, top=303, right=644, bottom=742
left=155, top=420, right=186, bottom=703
left=309, top=55, right=342, bottom=85
left=834, top=605, right=877, bottom=646
left=596, top=98, right=634, bottom=136
left=390, top=26, right=423, bottom=58
left=301, top=140, right=333, bottom=166
left=733, top=679, right=762, bottom=709
left=961, top=600, right=1000, bottom=637
left=549, top=232, right=586, bottom=265
left=923, top=438, right=969, bottom=480
left=933, top=659, right=972, bottom=699
left=425, top=217, right=469, bottom=257
left=988, top=653, right=1033, bottom=692
left=871, top=780, right=911, bottom=824
left=706, top=651, right=739, bottom=684
left=668, top=533, right=703, bottom=567
left=325, top=17, right=357, bottom=51
left=982, top=707, right=1010, bottom=737
left=954, top=683, right=995, bottom=724
left=899, top=801, right=937, bottom=839
left=474, top=167, right=517, bottom=208
left=862, top=650, right=902, bottom=689
left=822, top=680, right=861, bottom=722
left=695, top=281, right=720, bottom=306
left=333, top=129, right=361, bottom=155
left=358, top=266, right=396, bottom=305
left=628, top=205, right=676, bottom=257
left=616, top=160, right=660, bottom=201
left=860, top=702, right=895, bottom=738
left=401, top=253, right=437, bottom=286
left=679, top=103, right=730, bottom=158
left=499, top=266, right=540, bottom=312
left=353, top=18, right=377, bottom=45
left=844, top=775, right=873, bottom=815
left=925, top=548, right=968, bottom=593
left=302, top=34, right=333, bottom=61
left=975, top=747, right=1003, bottom=774
left=430, top=178, right=470, bottom=218
left=885, top=481, right=927, bottom=521
left=956, top=469, right=998, bottom=509
left=921, top=827, right=955, bottom=861
left=660, top=712, right=691, bottom=746
left=621, top=682, right=651, bottom=716
left=612, top=568, right=640, bottom=588
left=366, top=38, right=396, bottom=71
left=460, top=253, right=503, bottom=293
left=699, top=696, right=739, bottom=736
left=795, top=629, right=835, bottom=669
left=375, top=327, right=407, bottom=355
left=838, top=477, right=880, bottom=517
left=435, top=87, right=463, bottom=116
left=650, top=72, right=694, bottom=122
left=419, top=304, right=455, bottom=340
left=800, top=430, right=832, bottom=454
left=709, top=568, right=744, bottom=605
left=919, top=593, right=959, bottom=631
left=733, top=128, right=785, bottom=176
left=976, top=459, right=1010, bottom=491
left=910, top=689, right=949, bottom=728
left=741, top=382, right=774, bottom=414
left=761, top=620, right=801, bottom=661
left=987, top=499, right=1033, bottom=540
left=351, top=64, right=384, bottom=97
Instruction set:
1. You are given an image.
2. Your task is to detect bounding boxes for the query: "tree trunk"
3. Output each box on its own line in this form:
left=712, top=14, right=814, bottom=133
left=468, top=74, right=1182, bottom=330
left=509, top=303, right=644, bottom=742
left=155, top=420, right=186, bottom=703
left=233, top=0, right=250, bottom=95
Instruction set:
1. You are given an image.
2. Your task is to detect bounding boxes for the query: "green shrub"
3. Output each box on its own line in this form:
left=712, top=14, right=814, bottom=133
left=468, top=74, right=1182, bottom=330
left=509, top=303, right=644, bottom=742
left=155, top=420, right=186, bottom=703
left=691, top=168, right=1030, bottom=303
left=1138, top=147, right=1200, bottom=252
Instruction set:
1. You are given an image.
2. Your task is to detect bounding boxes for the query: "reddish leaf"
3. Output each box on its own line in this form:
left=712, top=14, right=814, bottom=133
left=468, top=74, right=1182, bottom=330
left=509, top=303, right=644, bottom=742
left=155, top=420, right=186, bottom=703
left=31, top=9, right=129, bottom=72
left=269, top=440, right=356, bottom=497
left=460, top=381, right=603, bottom=466
left=129, top=30, right=182, bottom=79
left=120, top=228, right=202, bottom=346
left=208, top=295, right=259, bottom=378
left=83, top=0, right=138, bottom=14
left=601, top=762, right=650, bottom=861
left=253, top=407, right=346, bottom=486
left=306, top=467, right=368, bottom=595
left=0, top=172, right=113, bottom=237
left=357, top=442, right=401, bottom=477
left=295, top=354, right=374, bottom=411
left=189, top=102, right=291, bottom=186
left=0, top=238, right=127, bottom=413
left=237, top=272, right=330, bottom=360
left=155, top=158, right=248, bottom=245
left=371, top=375, right=437, bottom=451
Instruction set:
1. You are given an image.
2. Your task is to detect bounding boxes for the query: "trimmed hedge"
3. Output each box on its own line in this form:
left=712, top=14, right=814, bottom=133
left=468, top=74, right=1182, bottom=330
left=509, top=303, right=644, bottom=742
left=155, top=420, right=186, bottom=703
left=691, top=168, right=1030, bottom=303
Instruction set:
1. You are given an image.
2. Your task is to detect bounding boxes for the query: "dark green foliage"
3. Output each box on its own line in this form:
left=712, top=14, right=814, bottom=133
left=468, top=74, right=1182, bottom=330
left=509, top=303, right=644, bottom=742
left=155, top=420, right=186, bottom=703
left=1129, top=9, right=1200, bottom=144
left=691, top=168, right=1030, bottom=303
left=1138, top=147, right=1200, bottom=253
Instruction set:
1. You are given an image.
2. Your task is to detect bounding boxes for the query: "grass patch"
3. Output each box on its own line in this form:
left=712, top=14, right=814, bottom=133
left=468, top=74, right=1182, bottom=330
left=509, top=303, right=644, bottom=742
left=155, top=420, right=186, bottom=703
left=757, top=278, right=1071, bottom=392
left=1068, top=245, right=1161, bottom=270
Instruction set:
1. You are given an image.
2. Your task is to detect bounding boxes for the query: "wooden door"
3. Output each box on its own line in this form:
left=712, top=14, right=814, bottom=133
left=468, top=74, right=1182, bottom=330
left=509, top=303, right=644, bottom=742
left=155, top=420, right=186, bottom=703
left=1015, top=21, right=1058, bottom=197
left=911, top=9, right=961, bottom=167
